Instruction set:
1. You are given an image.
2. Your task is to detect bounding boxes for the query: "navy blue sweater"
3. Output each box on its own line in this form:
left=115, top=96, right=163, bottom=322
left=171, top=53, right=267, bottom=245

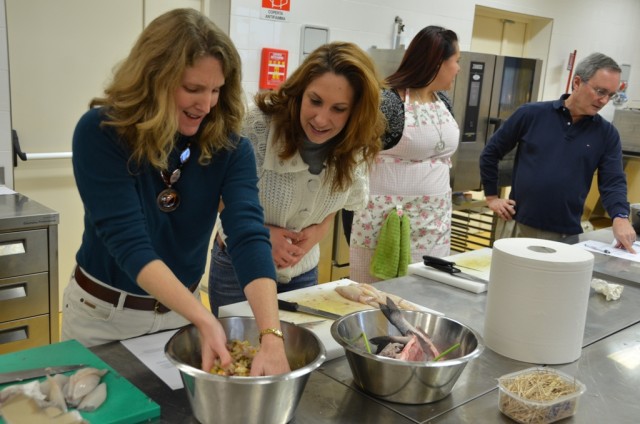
left=480, top=95, right=629, bottom=235
left=73, top=107, right=276, bottom=294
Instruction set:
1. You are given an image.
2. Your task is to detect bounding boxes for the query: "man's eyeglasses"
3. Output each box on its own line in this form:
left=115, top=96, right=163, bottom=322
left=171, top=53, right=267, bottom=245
left=583, top=80, right=619, bottom=102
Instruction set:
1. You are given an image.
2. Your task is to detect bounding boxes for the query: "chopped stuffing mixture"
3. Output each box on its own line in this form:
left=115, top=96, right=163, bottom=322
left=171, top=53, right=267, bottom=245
left=209, top=340, right=259, bottom=376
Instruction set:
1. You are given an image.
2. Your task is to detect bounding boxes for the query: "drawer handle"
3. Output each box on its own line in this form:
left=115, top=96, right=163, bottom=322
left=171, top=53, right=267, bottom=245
left=0, top=326, right=28, bottom=345
left=0, top=241, right=26, bottom=257
left=0, top=283, right=27, bottom=301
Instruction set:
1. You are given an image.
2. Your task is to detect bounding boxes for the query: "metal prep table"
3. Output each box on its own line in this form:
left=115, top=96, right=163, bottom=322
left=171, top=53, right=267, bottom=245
left=90, top=233, right=640, bottom=423
left=0, top=193, right=59, bottom=354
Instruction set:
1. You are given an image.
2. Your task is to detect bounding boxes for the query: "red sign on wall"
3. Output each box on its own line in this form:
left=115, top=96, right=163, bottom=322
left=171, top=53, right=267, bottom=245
left=259, top=48, right=288, bottom=90
left=261, top=0, right=290, bottom=11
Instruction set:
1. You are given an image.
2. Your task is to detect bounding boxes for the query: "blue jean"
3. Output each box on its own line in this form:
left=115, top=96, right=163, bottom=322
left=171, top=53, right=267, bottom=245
left=208, top=242, right=318, bottom=316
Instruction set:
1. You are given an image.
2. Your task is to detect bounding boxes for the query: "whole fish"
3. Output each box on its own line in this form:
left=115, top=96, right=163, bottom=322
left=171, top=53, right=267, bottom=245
left=379, top=297, right=440, bottom=360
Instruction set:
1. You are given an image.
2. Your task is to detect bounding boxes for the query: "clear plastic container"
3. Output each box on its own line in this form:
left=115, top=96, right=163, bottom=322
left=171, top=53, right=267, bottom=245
left=498, top=367, right=586, bottom=424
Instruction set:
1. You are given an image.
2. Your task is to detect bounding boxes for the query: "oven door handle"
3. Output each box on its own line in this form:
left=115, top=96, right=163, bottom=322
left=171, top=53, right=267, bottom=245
left=488, top=117, right=503, bottom=132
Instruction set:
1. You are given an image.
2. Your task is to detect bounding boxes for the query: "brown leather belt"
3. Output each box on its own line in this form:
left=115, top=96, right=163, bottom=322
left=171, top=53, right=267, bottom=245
left=74, top=266, right=198, bottom=314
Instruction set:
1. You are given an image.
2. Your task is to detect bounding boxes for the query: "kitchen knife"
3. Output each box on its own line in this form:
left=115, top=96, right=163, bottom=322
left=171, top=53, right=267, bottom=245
left=422, top=255, right=489, bottom=284
left=0, top=364, right=85, bottom=385
left=278, top=299, right=341, bottom=320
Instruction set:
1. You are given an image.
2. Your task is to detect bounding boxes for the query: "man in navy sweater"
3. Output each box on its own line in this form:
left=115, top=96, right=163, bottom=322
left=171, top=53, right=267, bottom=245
left=480, top=52, right=636, bottom=252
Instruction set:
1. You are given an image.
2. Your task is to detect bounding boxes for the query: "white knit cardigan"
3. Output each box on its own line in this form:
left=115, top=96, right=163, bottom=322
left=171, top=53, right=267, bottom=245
left=221, top=106, right=369, bottom=283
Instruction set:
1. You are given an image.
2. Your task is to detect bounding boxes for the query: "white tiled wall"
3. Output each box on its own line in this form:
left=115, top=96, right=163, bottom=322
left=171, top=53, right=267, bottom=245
left=0, top=0, right=12, bottom=188
left=230, top=0, right=640, bottom=104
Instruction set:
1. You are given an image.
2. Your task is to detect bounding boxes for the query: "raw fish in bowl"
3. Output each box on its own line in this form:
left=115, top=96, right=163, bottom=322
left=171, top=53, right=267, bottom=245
left=331, top=298, right=483, bottom=404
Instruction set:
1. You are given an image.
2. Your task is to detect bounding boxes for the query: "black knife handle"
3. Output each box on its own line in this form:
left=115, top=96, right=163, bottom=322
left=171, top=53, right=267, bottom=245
left=423, top=255, right=455, bottom=268
left=277, top=299, right=299, bottom=312
left=428, top=263, right=461, bottom=275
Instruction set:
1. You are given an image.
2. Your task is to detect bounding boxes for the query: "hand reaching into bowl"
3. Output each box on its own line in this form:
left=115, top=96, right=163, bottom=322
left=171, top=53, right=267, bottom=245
left=251, top=335, right=290, bottom=376
left=197, top=314, right=233, bottom=372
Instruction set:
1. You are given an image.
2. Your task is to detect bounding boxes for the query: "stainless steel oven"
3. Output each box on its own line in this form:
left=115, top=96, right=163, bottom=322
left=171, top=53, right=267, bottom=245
left=446, top=52, right=543, bottom=190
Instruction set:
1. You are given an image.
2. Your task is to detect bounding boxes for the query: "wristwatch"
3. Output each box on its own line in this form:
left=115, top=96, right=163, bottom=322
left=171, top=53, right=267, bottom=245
left=612, top=213, right=629, bottom=220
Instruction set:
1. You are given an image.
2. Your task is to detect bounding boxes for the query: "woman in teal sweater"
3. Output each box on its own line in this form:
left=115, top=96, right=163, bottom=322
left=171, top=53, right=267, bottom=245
left=62, top=9, right=289, bottom=376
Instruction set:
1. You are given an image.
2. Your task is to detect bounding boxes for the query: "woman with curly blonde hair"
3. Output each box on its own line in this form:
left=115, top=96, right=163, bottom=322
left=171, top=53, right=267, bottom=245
left=209, top=41, right=385, bottom=314
left=63, top=8, right=289, bottom=376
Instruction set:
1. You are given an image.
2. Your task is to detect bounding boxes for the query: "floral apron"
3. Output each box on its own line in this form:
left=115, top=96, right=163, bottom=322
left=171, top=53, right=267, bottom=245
left=350, top=89, right=459, bottom=284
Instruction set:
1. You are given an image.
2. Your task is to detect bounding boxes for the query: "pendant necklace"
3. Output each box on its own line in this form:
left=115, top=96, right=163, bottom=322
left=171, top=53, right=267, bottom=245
left=157, top=143, right=191, bottom=212
left=413, top=89, right=445, bottom=152
left=430, top=106, right=446, bottom=152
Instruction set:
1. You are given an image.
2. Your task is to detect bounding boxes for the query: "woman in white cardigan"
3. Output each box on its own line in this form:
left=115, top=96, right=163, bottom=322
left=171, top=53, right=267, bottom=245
left=207, top=42, right=385, bottom=315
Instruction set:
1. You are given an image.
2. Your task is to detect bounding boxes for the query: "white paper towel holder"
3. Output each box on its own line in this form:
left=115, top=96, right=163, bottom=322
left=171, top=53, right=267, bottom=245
left=483, top=238, right=594, bottom=364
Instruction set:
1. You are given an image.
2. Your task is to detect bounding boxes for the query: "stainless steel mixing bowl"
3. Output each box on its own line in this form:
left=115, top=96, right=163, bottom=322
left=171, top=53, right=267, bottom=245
left=331, top=309, right=483, bottom=404
left=165, top=317, right=326, bottom=424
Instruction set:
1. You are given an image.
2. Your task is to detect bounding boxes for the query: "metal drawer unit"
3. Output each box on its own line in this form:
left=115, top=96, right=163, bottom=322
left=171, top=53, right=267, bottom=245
left=451, top=200, right=495, bottom=252
left=0, top=193, right=59, bottom=354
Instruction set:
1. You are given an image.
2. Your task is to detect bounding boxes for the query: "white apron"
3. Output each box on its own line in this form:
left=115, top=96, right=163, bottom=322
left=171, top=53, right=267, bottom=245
left=350, top=89, right=460, bottom=284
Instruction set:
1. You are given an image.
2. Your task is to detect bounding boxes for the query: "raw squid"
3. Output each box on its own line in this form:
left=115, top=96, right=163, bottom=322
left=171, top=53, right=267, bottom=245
left=45, top=375, right=68, bottom=412
left=335, top=283, right=420, bottom=311
left=77, top=382, right=107, bottom=412
left=0, top=367, right=108, bottom=421
left=65, top=367, right=108, bottom=407
left=40, top=373, right=70, bottom=399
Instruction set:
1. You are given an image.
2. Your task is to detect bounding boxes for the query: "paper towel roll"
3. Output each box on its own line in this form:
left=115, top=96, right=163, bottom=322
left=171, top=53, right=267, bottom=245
left=483, top=238, right=594, bottom=364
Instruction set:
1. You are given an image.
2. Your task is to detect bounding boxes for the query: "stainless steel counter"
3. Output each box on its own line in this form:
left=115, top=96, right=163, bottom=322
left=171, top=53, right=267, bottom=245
left=0, top=193, right=60, bottom=353
left=321, top=273, right=640, bottom=423
left=90, top=234, right=640, bottom=423
left=429, top=322, right=640, bottom=423
left=0, top=193, right=59, bottom=231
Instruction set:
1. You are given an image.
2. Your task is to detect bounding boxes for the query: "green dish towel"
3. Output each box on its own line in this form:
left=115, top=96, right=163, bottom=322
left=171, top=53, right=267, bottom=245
left=369, top=207, right=411, bottom=280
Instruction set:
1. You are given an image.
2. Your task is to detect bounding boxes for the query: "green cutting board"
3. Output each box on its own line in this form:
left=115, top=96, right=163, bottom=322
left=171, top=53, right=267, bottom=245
left=0, top=339, right=160, bottom=423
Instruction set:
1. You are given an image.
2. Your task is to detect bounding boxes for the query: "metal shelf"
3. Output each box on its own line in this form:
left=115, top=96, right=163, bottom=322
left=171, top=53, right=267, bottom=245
left=451, top=202, right=495, bottom=252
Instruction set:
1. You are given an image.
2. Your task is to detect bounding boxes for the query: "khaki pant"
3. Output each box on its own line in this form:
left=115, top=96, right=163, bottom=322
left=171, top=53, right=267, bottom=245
left=61, top=268, right=191, bottom=347
left=494, top=220, right=579, bottom=245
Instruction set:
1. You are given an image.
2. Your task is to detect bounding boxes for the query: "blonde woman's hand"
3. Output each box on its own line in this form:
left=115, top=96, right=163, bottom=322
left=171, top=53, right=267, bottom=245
left=134, top=261, right=232, bottom=373
left=197, top=314, right=233, bottom=373
left=249, top=334, right=290, bottom=376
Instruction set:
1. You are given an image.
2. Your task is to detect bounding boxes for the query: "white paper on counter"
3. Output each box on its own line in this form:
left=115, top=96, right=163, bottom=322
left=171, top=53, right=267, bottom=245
left=120, top=329, right=183, bottom=390
left=575, top=240, right=640, bottom=263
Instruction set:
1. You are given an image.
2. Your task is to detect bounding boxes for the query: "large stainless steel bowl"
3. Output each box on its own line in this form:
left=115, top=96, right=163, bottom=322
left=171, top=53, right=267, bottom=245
left=331, top=309, right=483, bottom=404
left=165, top=317, right=326, bottom=424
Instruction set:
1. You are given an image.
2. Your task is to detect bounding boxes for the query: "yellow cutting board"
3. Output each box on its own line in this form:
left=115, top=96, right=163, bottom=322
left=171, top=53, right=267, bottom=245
left=408, top=248, right=492, bottom=293
left=219, top=279, right=440, bottom=360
